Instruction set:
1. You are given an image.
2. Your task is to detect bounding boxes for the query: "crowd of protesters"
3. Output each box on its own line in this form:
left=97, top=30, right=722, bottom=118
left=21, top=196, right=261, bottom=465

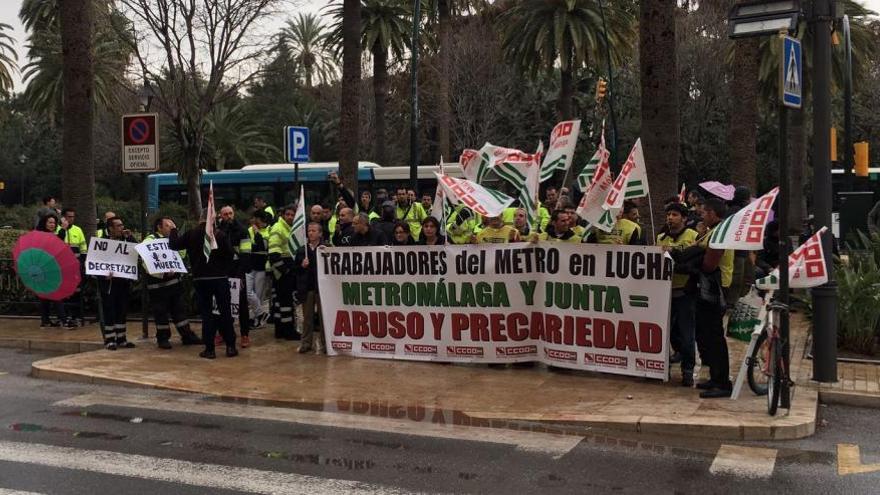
left=32, top=173, right=785, bottom=398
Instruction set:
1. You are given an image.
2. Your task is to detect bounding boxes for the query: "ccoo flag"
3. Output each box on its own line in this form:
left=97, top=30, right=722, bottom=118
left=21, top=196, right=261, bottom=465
left=576, top=148, right=615, bottom=233
left=603, top=138, right=649, bottom=210
left=540, top=120, right=581, bottom=182
left=494, top=142, right=543, bottom=229
left=288, top=185, right=306, bottom=254
left=755, top=227, right=829, bottom=290
left=709, top=187, right=779, bottom=250
left=203, top=181, right=218, bottom=261
left=435, top=172, right=513, bottom=218
left=576, top=126, right=609, bottom=192
left=459, top=148, right=491, bottom=184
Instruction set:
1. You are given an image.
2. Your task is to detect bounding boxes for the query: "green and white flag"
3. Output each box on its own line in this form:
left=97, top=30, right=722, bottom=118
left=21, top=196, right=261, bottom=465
left=709, top=187, right=779, bottom=250
left=603, top=138, right=649, bottom=210
left=288, top=185, right=306, bottom=254
left=435, top=172, right=513, bottom=218
left=755, top=227, right=828, bottom=289
left=494, top=142, right=543, bottom=229
left=459, top=147, right=492, bottom=184
left=540, top=120, right=581, bottom=183
left=203, top=181, right=217, bottom=261
left=576, top=127, right=608, bottom=191
left=576, top=149, right=616, bottom=233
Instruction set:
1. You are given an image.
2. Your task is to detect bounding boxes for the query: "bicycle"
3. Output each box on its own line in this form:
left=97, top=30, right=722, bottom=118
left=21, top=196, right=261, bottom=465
left=744, top=290, right=794, bottom=415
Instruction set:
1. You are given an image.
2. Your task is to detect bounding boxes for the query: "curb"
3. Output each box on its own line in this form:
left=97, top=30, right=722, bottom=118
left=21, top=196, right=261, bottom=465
left=31, top=358, right=818, bottom=441
left=818, top=390, right=880, bottom=409
left=1, top=338, right=103, bottom=354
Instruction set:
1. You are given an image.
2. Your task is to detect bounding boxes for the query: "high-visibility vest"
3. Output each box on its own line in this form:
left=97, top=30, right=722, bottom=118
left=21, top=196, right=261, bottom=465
left=657, top=228, right=698, bottom=289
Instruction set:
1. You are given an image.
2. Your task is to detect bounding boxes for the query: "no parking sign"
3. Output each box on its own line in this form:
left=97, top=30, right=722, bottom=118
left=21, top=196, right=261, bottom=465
left=121, top=113, right=159, bottom=173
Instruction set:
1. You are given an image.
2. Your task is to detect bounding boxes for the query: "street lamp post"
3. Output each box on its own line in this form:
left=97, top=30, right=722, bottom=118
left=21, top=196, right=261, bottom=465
left=809, top=0, right=838, bottom=383
left=137, top=83, right=155, bottom=340
left=408, top=0, right=421, bottom=194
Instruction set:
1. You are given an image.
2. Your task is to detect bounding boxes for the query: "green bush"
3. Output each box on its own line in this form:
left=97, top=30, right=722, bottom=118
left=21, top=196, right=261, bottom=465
left=0, top=229, right=25, bottom=258
left=836, top=253, right=880, bottom=355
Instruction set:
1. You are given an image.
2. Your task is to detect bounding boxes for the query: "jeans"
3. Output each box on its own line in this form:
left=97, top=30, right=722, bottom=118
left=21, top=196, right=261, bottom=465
left=246, top=271, right=269, bottom=318
left=670, top=294, right=696, bottom=376
left=194, top=278, right=235, bottom=351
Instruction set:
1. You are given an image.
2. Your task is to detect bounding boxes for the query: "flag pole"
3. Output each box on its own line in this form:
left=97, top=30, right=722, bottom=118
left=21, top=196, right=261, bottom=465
left=646, top=193, right=657, bottom=242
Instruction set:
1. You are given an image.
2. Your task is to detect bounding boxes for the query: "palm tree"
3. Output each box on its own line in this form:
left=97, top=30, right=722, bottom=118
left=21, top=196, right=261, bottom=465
left=279, top=13, right=339, bottom=88
left=327, top=0, right=411, bottom=166
left=499, top=0, right=635, bottom=121
left=58, top=0, right=97, bottom=236
left=728, top=0, right=759, bottom=192
left=20, top=0, right=131, bottom=119
left=0, top=23, right=18, bottom=97
left=338, top=0, right=362, bottom=183
left=640, top=0, right=679, bottom=233
left=205, top=101, right=280, bottom=170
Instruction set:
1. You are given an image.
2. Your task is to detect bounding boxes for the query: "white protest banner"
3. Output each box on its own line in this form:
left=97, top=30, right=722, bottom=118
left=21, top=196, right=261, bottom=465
left=318, top=243, right=672, bottom=380
left=603, top=138, right=649, bottom=210
left=540, top=119, right=581, bottom=182
left=85, top=237, right=139, bottom=280
left=709, top=187, right=779, bottom=250
left=756, top=227, right=829, bottom=290
left=136, top=238, right=187, bottom=275
left=435, top=172, right=513, bottom=218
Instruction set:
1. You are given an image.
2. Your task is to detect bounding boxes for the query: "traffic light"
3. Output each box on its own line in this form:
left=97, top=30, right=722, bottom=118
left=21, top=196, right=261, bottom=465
left=595, top=78, right=608, bottom=102
left=854, top=141, right=869, bottom=177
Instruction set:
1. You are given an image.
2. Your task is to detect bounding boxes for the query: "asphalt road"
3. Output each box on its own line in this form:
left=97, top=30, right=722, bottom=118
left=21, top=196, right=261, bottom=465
left=1, top=347, right=879, bottom=494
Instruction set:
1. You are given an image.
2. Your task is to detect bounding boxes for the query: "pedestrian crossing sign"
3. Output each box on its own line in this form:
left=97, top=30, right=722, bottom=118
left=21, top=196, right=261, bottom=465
left=781, top=35, right=802, bottom=109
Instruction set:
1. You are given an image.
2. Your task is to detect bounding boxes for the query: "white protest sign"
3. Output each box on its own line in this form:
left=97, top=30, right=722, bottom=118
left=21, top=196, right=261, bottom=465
left=136, top=238, right=188, bottom=275
left=212, top=278, right=241, bottom=321
left=85, top=237, right=140, bottom=280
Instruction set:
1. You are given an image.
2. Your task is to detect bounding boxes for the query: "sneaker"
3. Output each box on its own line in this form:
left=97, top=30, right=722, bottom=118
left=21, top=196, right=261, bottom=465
left=157, top=340, right=172, bottom=350
left=118, top=341, right=136, bottom=349
left=297, top=344, right=313, bottom=354
left=699, top=388, right=732, bottom=399
left=241, top=335, right=251, bottom=348
left=105, top=343, right=118, bottom=351
left=62, top=319, right=77, bottom=329
left=199, top=349, right=216, bottom=359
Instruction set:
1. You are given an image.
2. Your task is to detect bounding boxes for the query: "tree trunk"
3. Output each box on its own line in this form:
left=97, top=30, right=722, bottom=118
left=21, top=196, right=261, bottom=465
left=186, top=160, right=202, bottom=222
left=373, top=41, right=388, bottom=166
left=437, top=0, right=451, bottom=162
left=639, top=0, right=679, bottom=235
left=728, top=36, right=758, bottom=192
left=559, top=68, right=573, bottom=121
left=59, top=0, right=97, bottom=237
left=788, top=107, right=806, bottom=234
left=339, top=0, right=362, bottom=186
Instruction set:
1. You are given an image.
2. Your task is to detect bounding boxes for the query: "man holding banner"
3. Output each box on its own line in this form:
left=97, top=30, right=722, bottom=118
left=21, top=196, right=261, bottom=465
left=89, top=217, right=138, bottom=350
left=141, top=217, right=201, bottom=350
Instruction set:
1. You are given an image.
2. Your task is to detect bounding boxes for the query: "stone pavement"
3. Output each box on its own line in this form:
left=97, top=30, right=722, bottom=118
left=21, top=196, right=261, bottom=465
left=5, top=318, right=828, bottom=442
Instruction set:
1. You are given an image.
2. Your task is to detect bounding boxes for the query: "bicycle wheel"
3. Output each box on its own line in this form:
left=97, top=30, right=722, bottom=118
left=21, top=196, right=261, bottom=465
left=767, top=337, right=782, bottom=416
left=747, top=331, right=769, bottom=396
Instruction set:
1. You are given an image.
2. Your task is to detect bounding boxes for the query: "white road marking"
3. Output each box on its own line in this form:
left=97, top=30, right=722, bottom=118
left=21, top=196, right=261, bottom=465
left=0, top=489, right=46, bottom=495
left=0, top=440, right=405, bottom=495
left=56, top=393, right=582, bottom=458
left=709, top=444, right=777, bottom=479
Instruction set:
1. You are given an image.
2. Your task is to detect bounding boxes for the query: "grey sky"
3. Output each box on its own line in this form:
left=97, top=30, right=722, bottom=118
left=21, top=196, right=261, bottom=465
left=2, top=0, right=879, bottom=92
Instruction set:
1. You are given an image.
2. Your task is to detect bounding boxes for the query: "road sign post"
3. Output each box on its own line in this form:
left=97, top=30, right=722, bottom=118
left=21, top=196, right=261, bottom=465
left=781, top=35, right=802, bottom=109
left=284, top=126, right=310, bottom=163
left=122, top=113, right=160, bottom=173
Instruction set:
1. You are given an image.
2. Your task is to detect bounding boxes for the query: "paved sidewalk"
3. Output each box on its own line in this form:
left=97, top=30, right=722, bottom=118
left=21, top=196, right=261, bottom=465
left=20, top=317, right=825, bottom=442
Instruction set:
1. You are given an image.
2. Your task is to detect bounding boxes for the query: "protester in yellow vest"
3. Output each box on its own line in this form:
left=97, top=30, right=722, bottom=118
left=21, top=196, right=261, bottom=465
left=446, top=205, right=477, bottom=244
left=475, top=215, right=519, bottom=243
left=536, top=210, right=581, bottom=243
left=253, top=196, right=274, bottom=220
left=588, top=200, right=645, bottom=245
left=656, top=202, right=698, bottom=386
left=395, top=187, right=427, bottom=240
left=268, top=205, right=297, bottom=340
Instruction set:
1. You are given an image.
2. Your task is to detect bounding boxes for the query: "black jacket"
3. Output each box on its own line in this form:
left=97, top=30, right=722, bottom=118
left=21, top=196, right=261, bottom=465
left=219, top=219, right=248, bottom=274
left=332, top=222, right=355, bottom=247
left=294, top=243, right=322, bottom=296
left=351, top=227, right=388, bottom=246
left=168, top=224, right=233, bottom=279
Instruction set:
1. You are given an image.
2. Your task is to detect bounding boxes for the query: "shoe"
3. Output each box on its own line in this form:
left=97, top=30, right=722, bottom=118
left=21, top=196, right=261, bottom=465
left=199, top=349, right=216, bottom=359
left=298, top=344, right=313, bottom=354
left=118, top=341, right=136, bottom=349
left=669, top=352, right=682, bottom=364
left=225, top=346, right=238, bottom=358
left=157, top=340, right=172, bottom=350
left=241, top=335, right=251, bottom=348
left=105, top=343, right=117, bottom=351
left=699, top=388, right=732, bottom=399
left=62, top=319, right=77, bottom=329
left=41, top=321, right=61, bottom=328
left=696, top=380, right=718, bottom=390
left=682, top=374, right=694, bottom=387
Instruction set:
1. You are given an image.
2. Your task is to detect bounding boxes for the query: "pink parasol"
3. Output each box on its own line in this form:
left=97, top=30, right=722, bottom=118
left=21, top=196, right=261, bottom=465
left=698, top=181, right=736, bottom=201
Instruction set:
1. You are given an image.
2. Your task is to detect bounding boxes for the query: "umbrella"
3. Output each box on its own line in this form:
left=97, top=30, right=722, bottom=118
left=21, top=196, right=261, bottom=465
left=698, top=181, right=736, bottom=201
left=12, top=231, right=82, bottom=301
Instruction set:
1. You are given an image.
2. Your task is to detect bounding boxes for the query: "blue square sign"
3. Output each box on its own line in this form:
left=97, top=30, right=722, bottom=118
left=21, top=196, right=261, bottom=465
left=285, top=126, right=310, bottom=163
left=782, top=36, right=802, bottom=109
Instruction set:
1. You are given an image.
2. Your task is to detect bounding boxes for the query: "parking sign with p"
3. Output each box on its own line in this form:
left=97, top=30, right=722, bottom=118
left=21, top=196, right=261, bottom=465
left=285, top=126, right=310, bottom=163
